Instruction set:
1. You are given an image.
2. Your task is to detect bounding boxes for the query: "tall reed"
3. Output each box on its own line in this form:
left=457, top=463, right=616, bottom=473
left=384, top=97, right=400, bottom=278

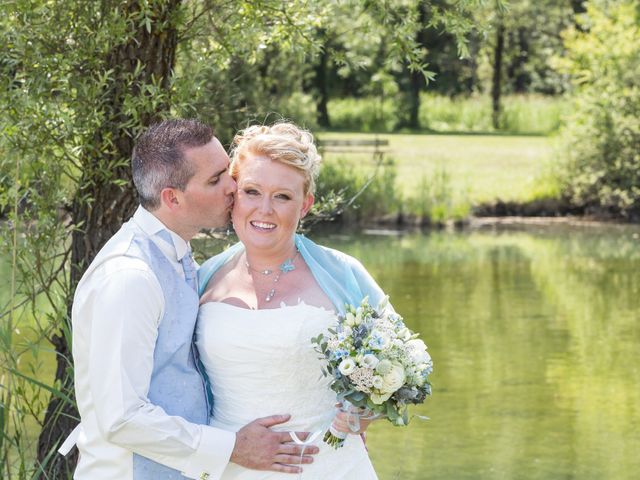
left=404, top=168, right=471, bottom=223
left=327, top=94, right=568, bottom=135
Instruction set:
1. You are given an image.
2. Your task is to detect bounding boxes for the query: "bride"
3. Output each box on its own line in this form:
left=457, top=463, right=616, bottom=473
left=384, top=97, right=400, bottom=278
left=197, top=122, right=387, bottom=479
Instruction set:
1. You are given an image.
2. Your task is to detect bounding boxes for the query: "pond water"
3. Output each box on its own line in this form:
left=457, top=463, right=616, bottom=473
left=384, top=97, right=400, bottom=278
left=3, top=223, right=640, bottom=479
left=312, top=224, right=640, bottom=480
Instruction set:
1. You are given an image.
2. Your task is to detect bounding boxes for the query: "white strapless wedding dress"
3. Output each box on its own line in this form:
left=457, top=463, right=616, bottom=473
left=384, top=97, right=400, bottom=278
left=196, top=301, right=378, bottom=480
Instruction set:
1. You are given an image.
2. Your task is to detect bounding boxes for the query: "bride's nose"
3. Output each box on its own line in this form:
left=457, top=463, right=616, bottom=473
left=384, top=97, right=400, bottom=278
left=259, top=196, right=274, bottom=214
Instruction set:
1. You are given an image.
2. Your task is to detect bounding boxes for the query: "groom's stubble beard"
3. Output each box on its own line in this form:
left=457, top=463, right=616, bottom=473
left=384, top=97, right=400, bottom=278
left=201, top=197, right=235, bottom=234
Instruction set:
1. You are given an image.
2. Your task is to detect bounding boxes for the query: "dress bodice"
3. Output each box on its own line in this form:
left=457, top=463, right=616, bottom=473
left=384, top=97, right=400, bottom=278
left=196, top=302, right=337, bottom=432
left=195, top=301, right=378, bottom=480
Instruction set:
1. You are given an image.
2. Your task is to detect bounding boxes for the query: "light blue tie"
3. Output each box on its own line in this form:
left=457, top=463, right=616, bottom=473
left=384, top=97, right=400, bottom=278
left=180, top=248, right=198, bottom=292
left=156, top=230, right=197, bottom=291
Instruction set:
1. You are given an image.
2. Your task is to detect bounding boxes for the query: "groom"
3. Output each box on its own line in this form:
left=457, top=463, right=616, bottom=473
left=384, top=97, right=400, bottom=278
left=68, top=119, right=318, bottom=479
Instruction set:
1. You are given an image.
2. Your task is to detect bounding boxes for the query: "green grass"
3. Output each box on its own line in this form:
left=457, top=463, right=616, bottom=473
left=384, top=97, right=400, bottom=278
left=317, top=131, right=560, bottom=204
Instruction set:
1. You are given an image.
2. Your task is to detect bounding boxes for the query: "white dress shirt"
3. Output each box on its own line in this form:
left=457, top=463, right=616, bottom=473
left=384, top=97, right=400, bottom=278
left=71, top=206, right=235, bottom=479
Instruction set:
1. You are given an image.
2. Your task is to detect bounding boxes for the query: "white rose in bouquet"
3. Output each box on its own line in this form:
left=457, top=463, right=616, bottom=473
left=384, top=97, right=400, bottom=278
left=381, top=362, right=406, bottom=394
left=371, top=362, right=406, bottom=404
left=405, top=339, right=430, bottom=364
left=338, top=358, right=356, bottom=376
left=362, top=353, right=379, bottom=369
left=375, top=359, right=392, bottom=375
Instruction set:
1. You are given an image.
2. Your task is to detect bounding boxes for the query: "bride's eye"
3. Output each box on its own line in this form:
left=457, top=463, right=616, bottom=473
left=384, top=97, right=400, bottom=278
left=276, top=194, right=291, bottom=200
left=244, top=188, right=259, bottom=195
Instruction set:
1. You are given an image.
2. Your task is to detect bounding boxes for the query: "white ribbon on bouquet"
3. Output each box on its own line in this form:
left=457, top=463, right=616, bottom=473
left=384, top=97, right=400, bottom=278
left=288, top=401, right=381, bottom=479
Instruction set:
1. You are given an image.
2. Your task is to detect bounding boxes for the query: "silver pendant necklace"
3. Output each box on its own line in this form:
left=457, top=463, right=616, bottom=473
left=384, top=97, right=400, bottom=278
left=245, top=250, right=299, bottom=302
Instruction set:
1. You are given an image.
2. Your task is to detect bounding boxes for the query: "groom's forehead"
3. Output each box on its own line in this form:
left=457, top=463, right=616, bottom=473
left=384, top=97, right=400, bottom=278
left=184, top=139, right=229, bottom=168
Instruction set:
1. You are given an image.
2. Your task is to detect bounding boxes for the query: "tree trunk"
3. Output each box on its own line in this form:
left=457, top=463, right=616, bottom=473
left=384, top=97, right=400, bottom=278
left=400, top=0, right=428, bottom=130
left=506, top=27, right=529, bottom=93
left=467, top=33, right=481, bottom=93
left=36, top=1, right=181, bottom=477
left=491, top=20, right=505, bottom=130
left=571, top=0, right=587, bottom=30
left=314, top=30, right=331, bottom=128
left=407, top=68, right=422, bottom=130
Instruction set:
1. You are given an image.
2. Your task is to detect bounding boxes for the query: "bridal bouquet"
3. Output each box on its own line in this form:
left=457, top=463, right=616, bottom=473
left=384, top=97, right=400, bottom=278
left=311, top=296, right=433, bottom=448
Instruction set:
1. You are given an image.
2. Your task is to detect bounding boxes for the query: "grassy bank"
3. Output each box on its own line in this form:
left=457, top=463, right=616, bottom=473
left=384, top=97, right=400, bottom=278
left=316, top=132, right=561, bottom=222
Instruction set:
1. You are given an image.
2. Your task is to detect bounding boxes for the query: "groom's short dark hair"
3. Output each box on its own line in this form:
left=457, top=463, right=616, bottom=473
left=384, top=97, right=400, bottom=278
left=132, top=119, right=214, bottom=210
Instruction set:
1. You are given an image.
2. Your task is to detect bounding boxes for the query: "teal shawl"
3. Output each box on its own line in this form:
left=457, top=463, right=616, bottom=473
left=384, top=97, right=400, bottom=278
left=198, top=234, right=386, bottom=314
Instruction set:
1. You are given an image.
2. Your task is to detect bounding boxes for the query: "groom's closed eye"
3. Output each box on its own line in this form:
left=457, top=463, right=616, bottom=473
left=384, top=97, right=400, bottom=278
left=208, top=167, right=229, bottom=185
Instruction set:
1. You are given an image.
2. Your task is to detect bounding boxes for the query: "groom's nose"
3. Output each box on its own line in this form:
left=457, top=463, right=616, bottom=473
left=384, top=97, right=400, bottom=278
left=224, top=172, right=237, bottom=194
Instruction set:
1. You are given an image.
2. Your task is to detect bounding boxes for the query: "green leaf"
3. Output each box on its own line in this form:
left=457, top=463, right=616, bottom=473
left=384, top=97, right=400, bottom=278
left=350, top=391, right=365, bottom=402
left=7, top=368, right=74, bottom=406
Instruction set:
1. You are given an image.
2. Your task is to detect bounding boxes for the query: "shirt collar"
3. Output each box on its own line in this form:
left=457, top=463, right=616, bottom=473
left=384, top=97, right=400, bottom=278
left=132, top=206, right=191, bottom=260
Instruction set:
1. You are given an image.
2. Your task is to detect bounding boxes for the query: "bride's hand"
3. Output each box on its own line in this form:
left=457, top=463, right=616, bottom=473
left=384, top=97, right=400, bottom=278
left=230, top=414, right=320, bottom=474
left=331, top=404, right=378, bottom=435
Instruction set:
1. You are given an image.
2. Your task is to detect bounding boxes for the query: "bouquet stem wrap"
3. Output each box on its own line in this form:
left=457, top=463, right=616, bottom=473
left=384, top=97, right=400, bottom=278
left=324, top=400, right=379, bottom=449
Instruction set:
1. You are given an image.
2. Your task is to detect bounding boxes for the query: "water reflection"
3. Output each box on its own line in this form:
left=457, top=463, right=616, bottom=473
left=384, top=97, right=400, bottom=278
left=316, top=226, right=640, bottom=480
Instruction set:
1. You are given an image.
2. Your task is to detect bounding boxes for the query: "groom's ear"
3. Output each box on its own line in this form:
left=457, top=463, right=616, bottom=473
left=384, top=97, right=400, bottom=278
left=160, top=187, right=181, bottom=210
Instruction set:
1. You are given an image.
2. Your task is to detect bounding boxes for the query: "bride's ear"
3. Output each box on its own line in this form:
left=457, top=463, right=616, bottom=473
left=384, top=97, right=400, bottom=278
left=300, top=193, right=314, bottom=218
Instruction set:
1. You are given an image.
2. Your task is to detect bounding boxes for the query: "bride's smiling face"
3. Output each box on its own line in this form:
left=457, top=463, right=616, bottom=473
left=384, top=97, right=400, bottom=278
left=232, top=154, right=314, bottom=255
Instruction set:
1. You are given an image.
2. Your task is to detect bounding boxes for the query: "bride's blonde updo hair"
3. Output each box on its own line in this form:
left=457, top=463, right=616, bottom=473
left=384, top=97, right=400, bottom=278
left=230, top=121, right=322, bottom=195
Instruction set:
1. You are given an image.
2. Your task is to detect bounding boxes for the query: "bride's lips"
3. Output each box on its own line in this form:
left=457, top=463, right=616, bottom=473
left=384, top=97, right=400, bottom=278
left=250, top=220, right=276, bottom=232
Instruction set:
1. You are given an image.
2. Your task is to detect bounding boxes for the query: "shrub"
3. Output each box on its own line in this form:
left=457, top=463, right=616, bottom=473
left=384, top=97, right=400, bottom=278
left=270, top=91, right=319, bottom=131
left=312, top=157, right=400, bottom=224
left=327, top=97, right=398, bottom=132
left=312, top=157, right=472, bottom=225
left=556, top=2, right=640, bottom=217
left=404, top=168, right=471, bottom=222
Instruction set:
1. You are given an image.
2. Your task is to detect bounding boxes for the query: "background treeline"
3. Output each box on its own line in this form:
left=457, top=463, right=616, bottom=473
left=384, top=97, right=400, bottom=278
left=188, top=0, right=582, bottom=135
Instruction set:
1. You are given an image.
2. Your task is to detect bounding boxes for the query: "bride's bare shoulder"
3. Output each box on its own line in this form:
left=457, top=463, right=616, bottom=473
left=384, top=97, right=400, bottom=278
left=200, top=256, right=244, bottom=303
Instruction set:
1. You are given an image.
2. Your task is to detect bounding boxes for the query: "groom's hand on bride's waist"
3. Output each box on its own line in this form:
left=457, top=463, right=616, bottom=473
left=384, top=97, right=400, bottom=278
left=230, top=414, right=319, bottom=474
